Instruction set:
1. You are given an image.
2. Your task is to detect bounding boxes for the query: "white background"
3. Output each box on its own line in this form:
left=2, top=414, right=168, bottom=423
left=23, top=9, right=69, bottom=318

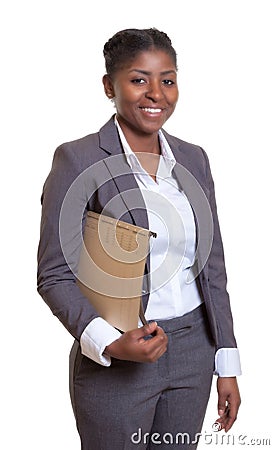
left=1, top=0, right=273, bottom=448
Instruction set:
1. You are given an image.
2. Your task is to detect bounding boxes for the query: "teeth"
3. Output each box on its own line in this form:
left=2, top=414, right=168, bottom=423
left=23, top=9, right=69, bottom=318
left=141, top=107, right=162, bottom=113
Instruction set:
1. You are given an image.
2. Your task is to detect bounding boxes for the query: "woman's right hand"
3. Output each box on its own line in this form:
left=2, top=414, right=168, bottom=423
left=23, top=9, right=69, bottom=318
left=104, top=322, right=168, bottom=363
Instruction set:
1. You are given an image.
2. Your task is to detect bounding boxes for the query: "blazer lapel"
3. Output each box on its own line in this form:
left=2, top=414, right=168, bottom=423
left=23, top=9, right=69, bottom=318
left=98, top=117, right=149, bottom=230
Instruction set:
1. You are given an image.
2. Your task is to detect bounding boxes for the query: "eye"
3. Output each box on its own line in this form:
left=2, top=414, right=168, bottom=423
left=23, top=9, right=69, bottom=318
left=162, top=79, right=175, bottom=86
left=131, top=78, right=146, bottom=84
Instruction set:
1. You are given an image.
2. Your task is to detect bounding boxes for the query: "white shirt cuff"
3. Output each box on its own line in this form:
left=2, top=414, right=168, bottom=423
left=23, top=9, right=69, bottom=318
left=214, top=347, right=242, bottom=377
left=80, top=317, right=122, bottom=366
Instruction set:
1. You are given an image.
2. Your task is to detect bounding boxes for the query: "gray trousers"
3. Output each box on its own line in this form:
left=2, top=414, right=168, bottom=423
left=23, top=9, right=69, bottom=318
left=69, top=304, right=215, bottom=450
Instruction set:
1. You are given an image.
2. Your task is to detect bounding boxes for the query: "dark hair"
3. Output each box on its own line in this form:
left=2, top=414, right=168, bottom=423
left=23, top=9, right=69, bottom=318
left=103, top=28, right=177, bottom=76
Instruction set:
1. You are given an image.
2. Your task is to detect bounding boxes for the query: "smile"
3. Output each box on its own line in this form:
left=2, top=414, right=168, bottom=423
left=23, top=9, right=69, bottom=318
left=140, top=107, right=163, bottom=113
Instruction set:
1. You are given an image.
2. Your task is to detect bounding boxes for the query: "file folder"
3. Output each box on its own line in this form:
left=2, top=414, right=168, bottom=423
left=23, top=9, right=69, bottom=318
left=76, top=211, right=156, bottom=332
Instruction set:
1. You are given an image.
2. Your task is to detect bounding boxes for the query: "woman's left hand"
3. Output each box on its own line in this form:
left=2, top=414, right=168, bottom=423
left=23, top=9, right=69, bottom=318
left=214, top=377, right=241, bottom=432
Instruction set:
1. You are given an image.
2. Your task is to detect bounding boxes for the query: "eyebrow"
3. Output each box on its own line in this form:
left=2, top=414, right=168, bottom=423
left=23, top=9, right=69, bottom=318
left=128, top=69, right=177, bottom=76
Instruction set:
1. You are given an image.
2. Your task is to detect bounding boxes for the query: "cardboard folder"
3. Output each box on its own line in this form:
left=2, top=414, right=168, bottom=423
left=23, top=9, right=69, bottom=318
left=76, top=211, right=156, bottom=332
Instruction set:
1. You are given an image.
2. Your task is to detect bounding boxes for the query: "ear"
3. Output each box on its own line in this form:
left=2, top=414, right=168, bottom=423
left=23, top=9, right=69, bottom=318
left=102, top=74, right=115, bottom=99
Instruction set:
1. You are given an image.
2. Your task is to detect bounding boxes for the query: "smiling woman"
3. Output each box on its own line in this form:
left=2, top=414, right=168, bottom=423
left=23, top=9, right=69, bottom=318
left=37, top=27, right=241, bottom=450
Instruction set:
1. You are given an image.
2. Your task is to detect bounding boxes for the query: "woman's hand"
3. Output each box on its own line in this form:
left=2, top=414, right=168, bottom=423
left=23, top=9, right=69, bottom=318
left=104, top=322, right=168, bottom=363
left=214, top=377, right=241, bottom=432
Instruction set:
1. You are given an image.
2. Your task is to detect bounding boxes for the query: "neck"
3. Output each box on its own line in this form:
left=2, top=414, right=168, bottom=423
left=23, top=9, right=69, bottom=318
left=130, top=134, right=160, bottom=154
left=117, top=120, right=161, bottom=154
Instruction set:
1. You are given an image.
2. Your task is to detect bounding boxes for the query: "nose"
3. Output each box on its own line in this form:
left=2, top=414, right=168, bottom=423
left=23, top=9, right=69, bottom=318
left=145, top=80, right=164, bottom=102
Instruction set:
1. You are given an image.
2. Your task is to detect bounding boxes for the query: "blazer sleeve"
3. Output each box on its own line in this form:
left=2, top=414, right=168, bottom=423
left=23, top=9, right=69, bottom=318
left=37, top=143, right=100, bottom=340
left=202, top=148, right=238, bottom=350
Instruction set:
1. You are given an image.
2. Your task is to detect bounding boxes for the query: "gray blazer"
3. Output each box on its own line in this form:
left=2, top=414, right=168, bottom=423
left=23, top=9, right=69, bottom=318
left=37, top=116, right=237, bottom=351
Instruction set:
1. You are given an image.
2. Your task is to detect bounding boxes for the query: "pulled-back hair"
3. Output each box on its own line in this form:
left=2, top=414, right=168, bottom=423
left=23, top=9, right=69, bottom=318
left=103, top=28, right=177, bottom=76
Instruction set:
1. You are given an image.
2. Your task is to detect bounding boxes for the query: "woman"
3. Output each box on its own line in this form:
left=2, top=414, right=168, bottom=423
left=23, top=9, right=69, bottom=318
left=37, top=28, right=241, bottom=449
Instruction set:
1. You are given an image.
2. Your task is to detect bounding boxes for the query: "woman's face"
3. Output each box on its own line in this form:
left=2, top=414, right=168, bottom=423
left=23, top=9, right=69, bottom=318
left=103, top=49, right=179, bottom=137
